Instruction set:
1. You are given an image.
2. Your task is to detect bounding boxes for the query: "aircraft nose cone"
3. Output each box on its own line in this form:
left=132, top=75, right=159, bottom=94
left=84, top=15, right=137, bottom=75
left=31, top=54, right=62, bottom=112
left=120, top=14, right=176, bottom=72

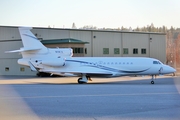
left=163, top=65, right=176, bottom=74
left=171, top=67, right=176, bottom=73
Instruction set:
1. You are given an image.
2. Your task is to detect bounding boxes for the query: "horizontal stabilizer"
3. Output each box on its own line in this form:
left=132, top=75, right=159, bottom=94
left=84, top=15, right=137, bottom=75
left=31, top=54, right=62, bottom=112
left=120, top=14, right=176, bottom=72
left=5, top=48, right=41, bottom=53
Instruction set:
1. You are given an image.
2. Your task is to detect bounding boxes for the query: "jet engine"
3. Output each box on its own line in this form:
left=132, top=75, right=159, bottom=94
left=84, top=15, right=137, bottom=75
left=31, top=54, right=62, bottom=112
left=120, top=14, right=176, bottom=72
left=41, top=58, right=66, bottom=67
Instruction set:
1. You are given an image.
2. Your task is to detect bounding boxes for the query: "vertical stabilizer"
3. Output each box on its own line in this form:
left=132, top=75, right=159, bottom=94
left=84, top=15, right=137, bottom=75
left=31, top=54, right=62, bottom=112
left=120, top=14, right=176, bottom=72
left=18, top=27, right=47, bottom=52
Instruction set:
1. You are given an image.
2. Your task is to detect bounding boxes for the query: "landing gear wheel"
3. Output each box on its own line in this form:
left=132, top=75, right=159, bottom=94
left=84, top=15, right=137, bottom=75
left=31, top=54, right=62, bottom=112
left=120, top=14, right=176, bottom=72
left=151, top=81, right=154, bottom=84
left=78, top=78, right=84, bottom=84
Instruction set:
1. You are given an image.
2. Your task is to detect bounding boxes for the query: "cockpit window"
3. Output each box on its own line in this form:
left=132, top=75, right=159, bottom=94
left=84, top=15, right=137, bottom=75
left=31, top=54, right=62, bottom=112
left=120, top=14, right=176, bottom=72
left=153, top=61, right=161, bottom=64
left=153, top=61, right=158, bottom=64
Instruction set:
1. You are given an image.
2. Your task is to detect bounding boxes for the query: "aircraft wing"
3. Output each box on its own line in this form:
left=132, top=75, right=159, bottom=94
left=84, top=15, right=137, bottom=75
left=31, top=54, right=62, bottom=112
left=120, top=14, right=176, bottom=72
left=41, top=70, right=113, bottom=76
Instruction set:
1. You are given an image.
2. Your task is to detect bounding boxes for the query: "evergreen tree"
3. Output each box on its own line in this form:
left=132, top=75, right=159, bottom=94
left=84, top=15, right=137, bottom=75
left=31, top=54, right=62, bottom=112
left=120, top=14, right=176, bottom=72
left=72, top=22, right=77, bottom=29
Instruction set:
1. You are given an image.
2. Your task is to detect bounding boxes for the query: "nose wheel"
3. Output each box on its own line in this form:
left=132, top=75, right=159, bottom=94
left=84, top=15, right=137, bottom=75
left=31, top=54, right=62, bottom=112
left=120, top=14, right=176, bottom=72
left=151, top=80, right=154, bottom=84
left=151, top=75, right=156, bottom=84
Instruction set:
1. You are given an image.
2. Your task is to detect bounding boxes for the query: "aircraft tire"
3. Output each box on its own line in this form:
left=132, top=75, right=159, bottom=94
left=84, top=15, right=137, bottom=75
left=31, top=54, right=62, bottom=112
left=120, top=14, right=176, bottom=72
left=78, top=78, right=84, bottom=84
left=151, top=81, right=154, bottom=84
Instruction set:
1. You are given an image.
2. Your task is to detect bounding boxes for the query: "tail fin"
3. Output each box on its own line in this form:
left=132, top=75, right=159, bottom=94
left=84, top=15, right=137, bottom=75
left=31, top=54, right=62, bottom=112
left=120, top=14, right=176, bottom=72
left=5, top=27, right=48, bottom=58
left=18, top=27, right=47, bottom=52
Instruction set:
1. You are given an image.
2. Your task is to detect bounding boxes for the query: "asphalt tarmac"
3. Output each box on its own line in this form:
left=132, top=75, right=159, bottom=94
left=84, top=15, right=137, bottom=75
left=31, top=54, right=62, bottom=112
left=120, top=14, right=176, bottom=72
left=0, top=76, right=180, bottom=120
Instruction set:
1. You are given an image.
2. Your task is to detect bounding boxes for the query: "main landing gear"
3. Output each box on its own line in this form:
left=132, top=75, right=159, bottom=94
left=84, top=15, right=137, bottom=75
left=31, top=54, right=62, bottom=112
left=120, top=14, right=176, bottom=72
left=77, top=74, right=92, bottom=84
left=151, top=75, right=156, bottom=84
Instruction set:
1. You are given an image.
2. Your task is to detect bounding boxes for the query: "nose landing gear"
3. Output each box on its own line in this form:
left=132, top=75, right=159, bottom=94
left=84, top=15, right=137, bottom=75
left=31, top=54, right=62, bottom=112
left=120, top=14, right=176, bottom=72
left=151, top=75, right=156, bottom=84
left=151, top=80, right=154, bottom=84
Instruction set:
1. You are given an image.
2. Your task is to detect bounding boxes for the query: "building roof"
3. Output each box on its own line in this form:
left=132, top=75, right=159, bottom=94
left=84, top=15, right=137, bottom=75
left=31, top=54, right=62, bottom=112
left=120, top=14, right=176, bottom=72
left=41, top=38, right=89, bottom=44
left=0, top=26, right=166, bottom=35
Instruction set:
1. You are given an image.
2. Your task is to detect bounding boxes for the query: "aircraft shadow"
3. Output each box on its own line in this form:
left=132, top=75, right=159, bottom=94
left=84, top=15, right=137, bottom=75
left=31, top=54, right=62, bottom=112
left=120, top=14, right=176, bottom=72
left=29, top=77, right=176, bottom=85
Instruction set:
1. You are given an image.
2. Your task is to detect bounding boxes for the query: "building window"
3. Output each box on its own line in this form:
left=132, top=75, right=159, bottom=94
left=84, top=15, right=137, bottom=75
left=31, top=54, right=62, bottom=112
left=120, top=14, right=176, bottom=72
left=141, top=48, right=146, bottom=54
left=123, top=48, right=128, bottom=54
left=103, top=48, right=109, bottom=54
left=85, top=48, right=87, bottom=54
left=114, top=48, right=120, bottom=54
left=80, top=48, right=83, bottom=53
left=133, top=48, right=138, bottom=54
left=5, top=67, right=9, bottom=71
left=72, top=48, right=84, bottom=54
left=20, top=67, right=25, bottom=72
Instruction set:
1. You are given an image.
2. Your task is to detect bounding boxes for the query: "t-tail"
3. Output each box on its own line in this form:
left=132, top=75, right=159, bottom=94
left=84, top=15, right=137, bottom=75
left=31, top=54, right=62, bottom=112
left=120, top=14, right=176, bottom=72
left=5, top=27, right=48, bottom=58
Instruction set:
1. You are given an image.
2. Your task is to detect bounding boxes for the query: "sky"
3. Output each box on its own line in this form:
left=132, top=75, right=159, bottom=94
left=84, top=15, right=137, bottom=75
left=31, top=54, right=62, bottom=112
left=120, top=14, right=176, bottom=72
left=0, top=0, right=180, bottom=29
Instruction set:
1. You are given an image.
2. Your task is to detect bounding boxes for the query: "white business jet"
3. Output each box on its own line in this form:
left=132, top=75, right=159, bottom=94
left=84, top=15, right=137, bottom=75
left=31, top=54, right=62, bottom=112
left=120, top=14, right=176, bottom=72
left=6, top=27, right=176, bottom=84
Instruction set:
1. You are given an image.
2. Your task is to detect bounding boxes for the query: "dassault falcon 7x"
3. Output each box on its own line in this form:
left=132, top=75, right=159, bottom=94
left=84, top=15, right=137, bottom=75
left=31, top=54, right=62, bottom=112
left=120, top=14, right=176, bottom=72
left=6, top=27, right=176, bottom=84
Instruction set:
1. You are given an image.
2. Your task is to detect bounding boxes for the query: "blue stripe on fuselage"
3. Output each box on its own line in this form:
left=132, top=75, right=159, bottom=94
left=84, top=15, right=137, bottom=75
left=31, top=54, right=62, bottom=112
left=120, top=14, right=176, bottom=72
left=66, top=60, right=150, bottom=73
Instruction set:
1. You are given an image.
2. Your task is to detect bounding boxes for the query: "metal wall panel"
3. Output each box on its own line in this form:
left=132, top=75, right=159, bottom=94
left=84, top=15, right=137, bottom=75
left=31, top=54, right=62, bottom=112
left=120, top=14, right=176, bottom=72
left=69, top=30, right=92, bottom=57
left=0, top=27, right=20, bottom=41
left=122, top=33, right=149, bottom=57
left=0, top=59, right=36, bottom=75
left=149, top=34, right=166, bottom=63
left=0, top=41, right=23, bottom=58
left=32, top=29, right=70, bottom=40
left=92, top=32, right=121, bottom=57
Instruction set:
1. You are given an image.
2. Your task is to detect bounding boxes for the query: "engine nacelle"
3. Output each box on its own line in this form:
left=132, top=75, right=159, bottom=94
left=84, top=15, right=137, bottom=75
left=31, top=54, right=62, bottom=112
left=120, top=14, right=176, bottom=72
left=41, top=58, right=65, bottom=67
left=18, top=58, right=29, bottom=66
left=18, top=58, right=66, bottom=67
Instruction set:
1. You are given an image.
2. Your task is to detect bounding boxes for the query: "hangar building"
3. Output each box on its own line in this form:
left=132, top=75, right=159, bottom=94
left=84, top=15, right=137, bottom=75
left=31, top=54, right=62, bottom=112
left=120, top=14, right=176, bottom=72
left=0, top=26, right=166, bottom=75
